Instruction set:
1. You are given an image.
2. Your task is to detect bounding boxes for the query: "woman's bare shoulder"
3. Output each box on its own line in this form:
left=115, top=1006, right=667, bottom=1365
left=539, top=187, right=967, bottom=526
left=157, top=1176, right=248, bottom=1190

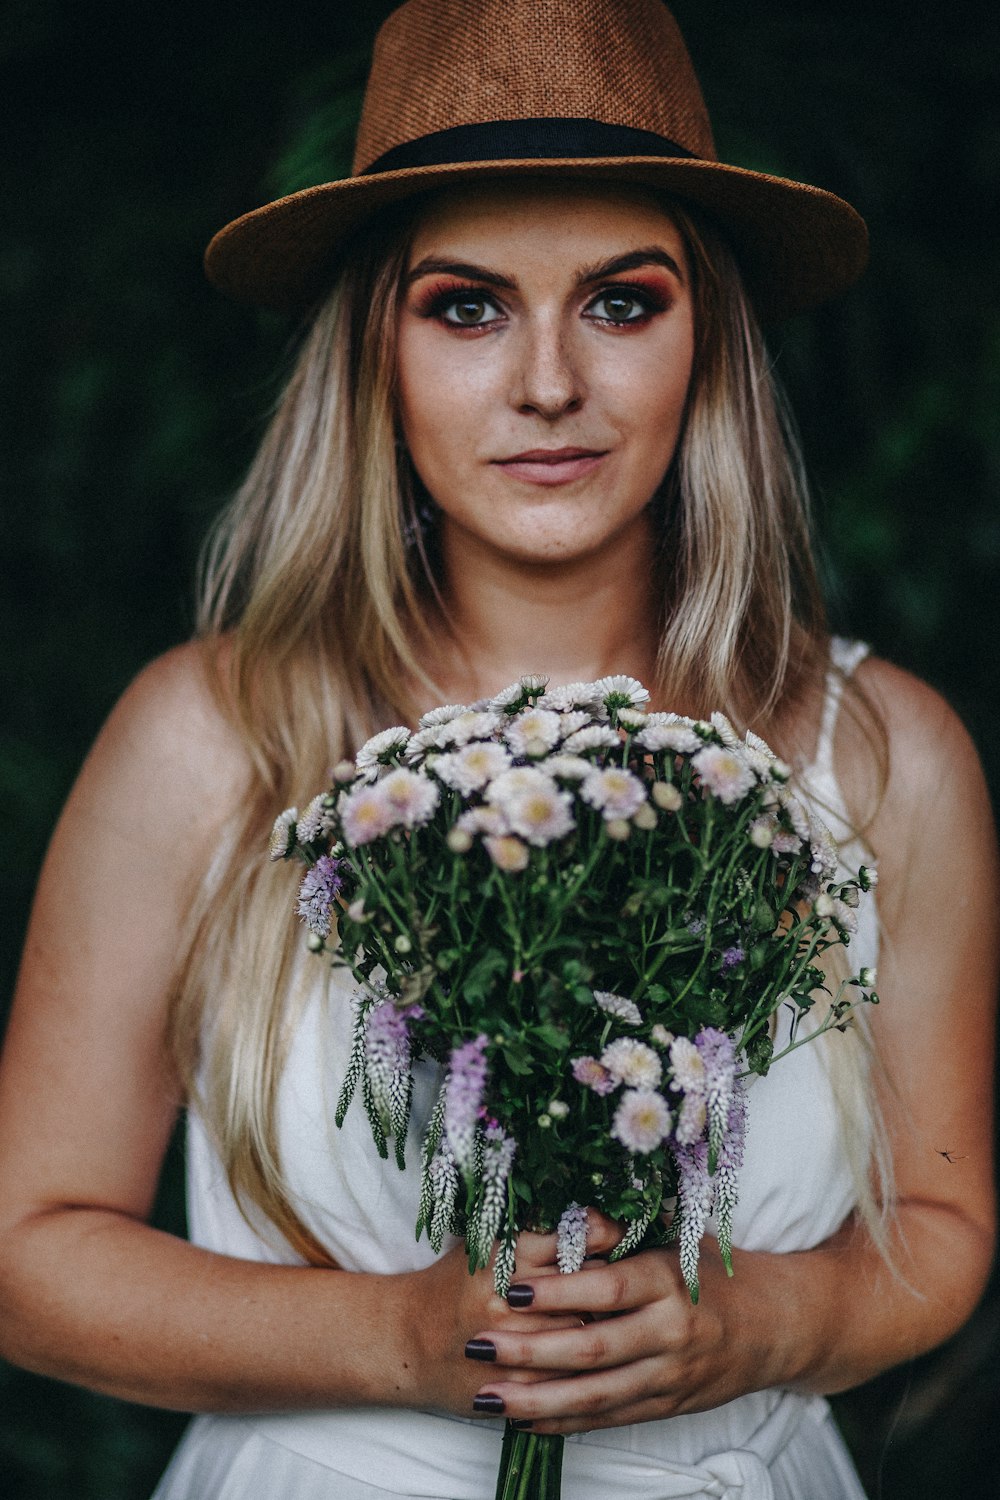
left=71, top=638, right=254, bottom=849
left=853, top=653, right=983, bottom=795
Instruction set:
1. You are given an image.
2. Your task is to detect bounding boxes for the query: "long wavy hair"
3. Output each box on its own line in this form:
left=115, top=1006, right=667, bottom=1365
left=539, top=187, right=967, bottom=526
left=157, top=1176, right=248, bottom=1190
left=170, top=190, right=890, bottom=1265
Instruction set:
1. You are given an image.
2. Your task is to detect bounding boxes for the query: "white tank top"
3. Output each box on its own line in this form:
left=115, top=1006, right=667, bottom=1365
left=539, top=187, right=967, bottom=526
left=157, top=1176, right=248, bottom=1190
left=181, top=640, right=878, bottom=1498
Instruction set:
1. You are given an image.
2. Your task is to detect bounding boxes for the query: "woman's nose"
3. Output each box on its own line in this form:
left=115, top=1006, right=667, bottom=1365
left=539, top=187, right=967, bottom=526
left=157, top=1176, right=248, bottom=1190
left=511, top=317, right=585, bottom=420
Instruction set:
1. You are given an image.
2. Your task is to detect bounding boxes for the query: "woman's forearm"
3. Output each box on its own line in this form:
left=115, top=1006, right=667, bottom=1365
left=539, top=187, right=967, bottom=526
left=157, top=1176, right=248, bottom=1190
left=0, top=1208, right=423, bottom=1412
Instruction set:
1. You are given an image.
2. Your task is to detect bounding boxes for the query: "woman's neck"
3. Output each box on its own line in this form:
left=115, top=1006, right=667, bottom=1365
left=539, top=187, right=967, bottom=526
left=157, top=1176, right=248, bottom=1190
left=422, top=516, right=663, bottom=707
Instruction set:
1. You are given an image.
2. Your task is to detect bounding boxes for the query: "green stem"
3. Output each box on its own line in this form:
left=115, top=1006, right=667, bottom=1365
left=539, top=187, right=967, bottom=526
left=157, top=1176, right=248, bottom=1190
left=494, top=1425, right=565, bottom=1500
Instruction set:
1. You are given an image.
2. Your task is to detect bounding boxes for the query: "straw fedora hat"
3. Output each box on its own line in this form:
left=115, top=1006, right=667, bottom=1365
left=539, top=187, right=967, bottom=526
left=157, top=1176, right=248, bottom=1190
left=205, top=0, right=868, bottom=323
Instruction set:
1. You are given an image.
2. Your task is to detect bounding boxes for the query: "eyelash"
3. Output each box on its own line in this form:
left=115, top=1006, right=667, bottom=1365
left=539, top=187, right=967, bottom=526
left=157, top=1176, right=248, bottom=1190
left=417, top=281, right=670, bottom=331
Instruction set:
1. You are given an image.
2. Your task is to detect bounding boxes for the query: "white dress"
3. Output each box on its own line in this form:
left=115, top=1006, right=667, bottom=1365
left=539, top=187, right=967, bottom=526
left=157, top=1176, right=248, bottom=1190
left=153, top=641, right=875, bottom=1500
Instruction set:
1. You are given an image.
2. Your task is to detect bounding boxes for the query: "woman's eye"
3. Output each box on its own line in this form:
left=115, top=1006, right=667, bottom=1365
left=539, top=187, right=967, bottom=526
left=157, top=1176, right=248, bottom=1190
left=587, top=290, right=652, bottom=324
left=442, top=295, right=501, bottom=327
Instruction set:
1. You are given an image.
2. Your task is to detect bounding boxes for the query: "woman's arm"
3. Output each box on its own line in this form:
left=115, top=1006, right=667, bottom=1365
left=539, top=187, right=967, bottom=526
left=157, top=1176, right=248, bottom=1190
left=467, top=658, right=998, bottom=1432
left=0, top=643, right=587, bottom=1414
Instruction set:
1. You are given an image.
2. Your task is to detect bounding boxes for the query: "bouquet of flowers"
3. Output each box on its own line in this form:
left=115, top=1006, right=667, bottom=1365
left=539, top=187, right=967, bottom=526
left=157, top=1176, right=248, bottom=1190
left=271, top=674, right=876, bottom=1500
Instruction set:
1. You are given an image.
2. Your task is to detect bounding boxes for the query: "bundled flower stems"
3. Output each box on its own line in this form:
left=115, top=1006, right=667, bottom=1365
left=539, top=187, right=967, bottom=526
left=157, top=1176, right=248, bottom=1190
left=271, top=675, right=877, bottom=1500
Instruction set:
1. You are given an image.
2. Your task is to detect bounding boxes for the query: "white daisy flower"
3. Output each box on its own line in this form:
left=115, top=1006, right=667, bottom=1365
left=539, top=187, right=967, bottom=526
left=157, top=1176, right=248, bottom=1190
left=485, top=765, right=551, bottom=803
left=504, top=708, right=563, bottom=758
left=339, top=783, right=394, bottom=846
left=580, top=766, right=647, bottom=820
left=456, top=805, right=508, bottom=836
left=635, top=722, right=703, bottom=754
left=435, top=710, right=502, bottom=748
left=537, top=681, right=599, bottom=711
left=611, top=1089, right=673, bottom=1154
left=593, top=675, right=650, bottom=709
left=418, top=703, right=468, bottom=728
left=601, top=1037, right=663, bottom=1090
left=484, top=834, right=530, bottom=872
left=692, top=745, right=756, bottom=804
left=379, top=768, right=440, bottom=828
left=434, top=741, right=512, bottom=795
left=562, top=725, right=621, bottom=754
left=616, top=706, right=648, bottom=731
left=545, top=753, right=593, bottom=781
left=503, top=781, right=575, bottom=847
left=403, top=724, right=449, bottom=762
left=594, top=991, right=643, bottom=1026
left=710, top=712, right=743, bottom=749
left=553, top=710, right=594, bottom=738
left=668, top=1036, right=707, bottom=1096
left=355, top=726, right=411, bottom=780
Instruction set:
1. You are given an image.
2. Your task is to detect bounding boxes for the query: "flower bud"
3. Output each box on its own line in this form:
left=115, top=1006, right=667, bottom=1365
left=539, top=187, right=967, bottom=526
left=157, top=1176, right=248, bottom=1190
left=605, top=818, right=631, bottom=841
left=815, top=893, right=835, bottom=917
left=859, top=966, right=877, bottom=988
left=306, top=931, right=325, bottom=952
left=333, top=760, right=356, bottom=783
left=446, top=826, right=473, bottom=854
left=840, top=885, right=860, bottom=908
left=537, top=1113, right=553, bottom=1129
left=548, top=1100, right=569, bottom=1119
left=858, top=865, right=878, bottom=891
left=394, top=934, right=412, bottom=954
left=632, top=801, right=658, bottom=831
left=652, top=781, right=682, bottom=812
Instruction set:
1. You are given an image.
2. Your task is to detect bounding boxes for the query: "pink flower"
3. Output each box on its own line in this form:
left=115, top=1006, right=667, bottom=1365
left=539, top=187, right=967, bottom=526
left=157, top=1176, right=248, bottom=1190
left=691, top=745, right=756, bottom=804
left=611, top=1090, right=673, bottom=1154
left=571, top=1055, right=616, bottom=1095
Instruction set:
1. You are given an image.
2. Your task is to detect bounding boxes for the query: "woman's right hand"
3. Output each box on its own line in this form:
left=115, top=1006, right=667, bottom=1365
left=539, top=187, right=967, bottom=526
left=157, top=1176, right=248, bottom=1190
left=399, top=1211, right=624, bottom=1415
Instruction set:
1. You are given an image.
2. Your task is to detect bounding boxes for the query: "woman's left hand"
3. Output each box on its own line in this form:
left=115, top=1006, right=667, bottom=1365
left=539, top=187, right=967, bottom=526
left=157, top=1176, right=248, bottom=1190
left=468, top=1236, right=785, bottom=1434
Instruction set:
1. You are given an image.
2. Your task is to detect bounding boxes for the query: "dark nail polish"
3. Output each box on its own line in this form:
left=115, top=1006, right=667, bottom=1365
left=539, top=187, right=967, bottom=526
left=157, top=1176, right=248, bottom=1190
left=473, top=1393, right=505, bottom=1414
left=507, top=1284, right=534, bottom=1308
left=465, top=1338, right=497, bottom=1362
left=510, top=1418, right=534, bottom=1431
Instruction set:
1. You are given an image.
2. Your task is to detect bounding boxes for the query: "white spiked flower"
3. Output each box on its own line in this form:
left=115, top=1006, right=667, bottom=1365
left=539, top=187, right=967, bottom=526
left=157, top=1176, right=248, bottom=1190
left=296, top=792, right=332, bottom=846
left=355, top=726, right=411, bottom=780
left=556, top=1202, right=589, bottom=1273
left=268, top=807, right=298, bottom=860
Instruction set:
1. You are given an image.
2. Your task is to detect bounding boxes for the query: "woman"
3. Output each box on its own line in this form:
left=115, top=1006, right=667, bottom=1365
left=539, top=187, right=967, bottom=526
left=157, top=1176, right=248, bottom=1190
left=0, top=2, right=995, bottom=1497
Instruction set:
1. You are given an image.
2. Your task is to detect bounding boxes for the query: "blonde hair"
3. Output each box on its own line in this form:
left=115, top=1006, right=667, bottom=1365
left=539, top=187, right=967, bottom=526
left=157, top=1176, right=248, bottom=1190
left=170, top=190, right=890, bottom=1265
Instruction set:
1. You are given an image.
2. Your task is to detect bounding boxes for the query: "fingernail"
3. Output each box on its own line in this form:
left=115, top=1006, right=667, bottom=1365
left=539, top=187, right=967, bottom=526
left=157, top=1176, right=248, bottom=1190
left=507, top=1284, right=534, bottom=1308
left=510, top=1418, right=534, bottom=1431
left=473, top=1393, right=505, bottom=1414
left=465, top=1339, right=497, bottom=1362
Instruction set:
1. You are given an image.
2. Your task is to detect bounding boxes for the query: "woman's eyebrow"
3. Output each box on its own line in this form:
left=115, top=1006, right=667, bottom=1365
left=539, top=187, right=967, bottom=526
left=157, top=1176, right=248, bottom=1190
left=576, top=247, right=685, bottom=285
left=406, top=257, right=517, bottom=289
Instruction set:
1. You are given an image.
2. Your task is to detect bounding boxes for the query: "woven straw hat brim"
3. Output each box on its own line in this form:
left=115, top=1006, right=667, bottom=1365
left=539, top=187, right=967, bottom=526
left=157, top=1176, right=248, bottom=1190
left=205, top=156, right=867, bottom=326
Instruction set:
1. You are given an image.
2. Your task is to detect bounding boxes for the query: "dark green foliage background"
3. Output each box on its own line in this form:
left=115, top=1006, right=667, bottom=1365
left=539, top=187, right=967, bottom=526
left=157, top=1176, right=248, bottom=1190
left=1, top=1, right=996, bottom=1494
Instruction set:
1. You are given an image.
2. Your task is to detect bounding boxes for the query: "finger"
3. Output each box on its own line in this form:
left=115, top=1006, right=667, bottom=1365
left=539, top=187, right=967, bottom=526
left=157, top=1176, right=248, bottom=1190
left=506, top=1252, right=682, bottom=1319
left=514, top=1208, right=625, bottom=1276
left=474, top=1308, right=660, bottom=1373
left=475, top=1357, right=671, bottom=1428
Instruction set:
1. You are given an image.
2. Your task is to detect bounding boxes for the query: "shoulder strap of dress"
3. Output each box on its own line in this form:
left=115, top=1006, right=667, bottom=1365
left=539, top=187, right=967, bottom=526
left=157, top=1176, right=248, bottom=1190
left=812, top=636, right=871, bottom=780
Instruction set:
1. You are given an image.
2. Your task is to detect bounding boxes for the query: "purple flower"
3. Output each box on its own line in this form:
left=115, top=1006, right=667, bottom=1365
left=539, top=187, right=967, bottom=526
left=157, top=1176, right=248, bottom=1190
left=674, top=1137, right=715, bottom=1301
left=715, top=1079, right=748, bottom=1273
left=444, top=1033, right=490, bottom=1172
left=296, top=855, right=349, bottom=938
left=571, top=1055, right=616, bottom=1096
left=720, top=945, right=745, bottom=970
left=364, top=1000, right=415, bottom=1140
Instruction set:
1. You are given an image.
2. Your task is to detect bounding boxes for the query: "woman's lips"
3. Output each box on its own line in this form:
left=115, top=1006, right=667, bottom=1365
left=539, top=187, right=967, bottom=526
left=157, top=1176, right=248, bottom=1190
left=493, top=447, right=608, bottom=486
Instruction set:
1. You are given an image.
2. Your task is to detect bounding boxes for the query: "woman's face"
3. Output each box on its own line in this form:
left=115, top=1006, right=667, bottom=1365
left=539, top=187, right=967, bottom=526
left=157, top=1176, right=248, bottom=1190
left=396, top=181, right=695, bottom=571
